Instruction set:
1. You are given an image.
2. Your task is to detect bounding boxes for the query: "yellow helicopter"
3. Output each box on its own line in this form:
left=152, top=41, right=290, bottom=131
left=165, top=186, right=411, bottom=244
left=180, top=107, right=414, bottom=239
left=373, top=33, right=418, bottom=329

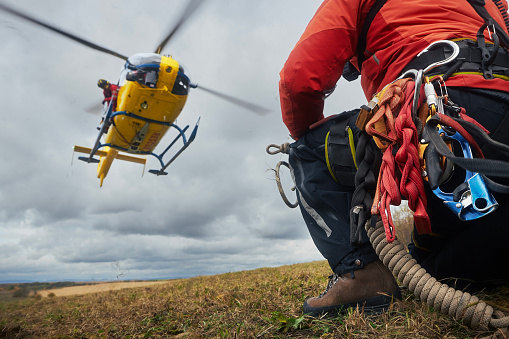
left=0, top=0, right=269, bottom=186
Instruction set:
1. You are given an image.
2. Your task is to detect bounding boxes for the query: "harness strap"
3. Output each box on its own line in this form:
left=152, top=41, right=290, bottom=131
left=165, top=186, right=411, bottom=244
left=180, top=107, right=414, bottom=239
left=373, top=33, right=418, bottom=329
left=424, top=114, right=509, bottom=181
left=357, top=0, right=390, bottom=71
left=347, top=0, right=509, bottom=78
left=467, top=0, right=509, bottom=49
left=403, top=39, right=509, bottom=77
left=342, top=0, right=390, bottom=80
left=493, top=0, right=509, bottom=31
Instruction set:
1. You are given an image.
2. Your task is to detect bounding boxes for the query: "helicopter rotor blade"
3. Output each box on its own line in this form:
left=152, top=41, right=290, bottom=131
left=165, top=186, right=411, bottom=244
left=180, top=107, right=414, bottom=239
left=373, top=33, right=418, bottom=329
left=192, top=84, right=271, bottom=116
left=0, top=2, right=129, bottom=60
left=154, top=0, right=205, bottom=54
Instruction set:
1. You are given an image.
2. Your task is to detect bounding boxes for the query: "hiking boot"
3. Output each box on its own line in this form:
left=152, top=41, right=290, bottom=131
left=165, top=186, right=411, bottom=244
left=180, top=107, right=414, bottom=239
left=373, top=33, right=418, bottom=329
left=303, top=260, right=401, bottom=316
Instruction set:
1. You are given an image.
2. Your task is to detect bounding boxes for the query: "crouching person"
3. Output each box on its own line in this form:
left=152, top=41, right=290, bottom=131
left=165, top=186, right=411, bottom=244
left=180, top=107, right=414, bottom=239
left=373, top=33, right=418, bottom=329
left=279, top=0, right=509, bottom=316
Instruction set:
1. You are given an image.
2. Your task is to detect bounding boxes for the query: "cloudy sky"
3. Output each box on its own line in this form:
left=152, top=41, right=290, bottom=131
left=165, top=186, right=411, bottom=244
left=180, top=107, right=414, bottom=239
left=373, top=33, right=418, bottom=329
left=0, top=0, right=366, bottom=282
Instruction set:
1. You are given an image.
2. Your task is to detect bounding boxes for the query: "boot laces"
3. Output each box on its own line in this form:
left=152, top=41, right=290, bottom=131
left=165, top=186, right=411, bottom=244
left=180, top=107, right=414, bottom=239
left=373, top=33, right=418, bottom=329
left=318, top=273, right=341, bottom=298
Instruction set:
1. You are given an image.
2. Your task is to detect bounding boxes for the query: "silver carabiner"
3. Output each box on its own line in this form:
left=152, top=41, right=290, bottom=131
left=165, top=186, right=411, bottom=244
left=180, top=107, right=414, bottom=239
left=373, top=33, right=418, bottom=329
left=397, top=68, right=419, bottom=80
left=394, top=68, right=422, bottom=116
left=417, top=40, right=460, bottom=74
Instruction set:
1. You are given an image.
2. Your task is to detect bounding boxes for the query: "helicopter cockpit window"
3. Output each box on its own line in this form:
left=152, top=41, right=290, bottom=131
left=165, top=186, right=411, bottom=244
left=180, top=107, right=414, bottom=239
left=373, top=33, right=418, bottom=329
left=171, top=68, right=190, bottom=95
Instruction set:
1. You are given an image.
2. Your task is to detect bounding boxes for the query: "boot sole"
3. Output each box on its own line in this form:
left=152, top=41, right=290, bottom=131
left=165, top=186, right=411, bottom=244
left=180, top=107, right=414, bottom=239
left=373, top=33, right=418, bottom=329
left=303, top=294, right=399, bottom=317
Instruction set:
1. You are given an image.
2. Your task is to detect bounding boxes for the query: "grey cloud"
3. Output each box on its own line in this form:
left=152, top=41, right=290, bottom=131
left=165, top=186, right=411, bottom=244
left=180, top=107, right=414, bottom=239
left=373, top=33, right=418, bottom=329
left=0, top=0, right=362, bottom=283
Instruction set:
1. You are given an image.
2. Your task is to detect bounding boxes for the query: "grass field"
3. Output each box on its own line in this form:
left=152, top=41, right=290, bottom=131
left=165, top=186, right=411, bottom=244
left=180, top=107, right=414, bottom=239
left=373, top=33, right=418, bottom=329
left=36, top=281, right=169, bottom=298
left=1, top=260, right=508, bottom=338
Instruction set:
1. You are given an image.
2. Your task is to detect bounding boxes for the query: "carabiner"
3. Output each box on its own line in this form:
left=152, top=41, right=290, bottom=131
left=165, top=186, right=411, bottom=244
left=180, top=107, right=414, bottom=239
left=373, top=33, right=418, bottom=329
left=417, top=40, right=460, bottom=74
left=395, top=68, right=423, bottom=116
left=431, top=128, right=498, bottom=221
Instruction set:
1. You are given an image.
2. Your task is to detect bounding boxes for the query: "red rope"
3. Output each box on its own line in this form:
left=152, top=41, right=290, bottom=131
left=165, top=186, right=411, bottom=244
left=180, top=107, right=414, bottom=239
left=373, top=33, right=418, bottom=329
left=367, top=79, right=431, bottom=242
left=394, top=85, right=431, bottom=236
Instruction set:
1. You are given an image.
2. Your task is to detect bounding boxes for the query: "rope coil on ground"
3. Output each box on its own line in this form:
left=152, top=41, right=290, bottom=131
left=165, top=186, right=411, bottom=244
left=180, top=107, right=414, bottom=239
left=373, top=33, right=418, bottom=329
left=366, top=219, right=509, bottom=334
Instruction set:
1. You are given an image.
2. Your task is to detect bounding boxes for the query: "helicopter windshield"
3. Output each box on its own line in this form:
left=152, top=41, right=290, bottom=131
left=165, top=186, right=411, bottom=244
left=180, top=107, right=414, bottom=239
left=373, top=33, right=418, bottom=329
left=117, top=53, right=189, bottom=94
left=127, top=53, right=161, bottom=67
left=119, top=53, right=162, bottom=86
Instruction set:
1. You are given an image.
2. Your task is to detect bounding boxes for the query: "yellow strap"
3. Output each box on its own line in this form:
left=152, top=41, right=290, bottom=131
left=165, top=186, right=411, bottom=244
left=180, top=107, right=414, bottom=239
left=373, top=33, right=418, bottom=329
left=347, top=127, right=358, bottom=170
left=429, top=71, right=509, bottom=81
left=325, top=131, right=339, bottom=182
left=325, top=129, right=358, bottom=181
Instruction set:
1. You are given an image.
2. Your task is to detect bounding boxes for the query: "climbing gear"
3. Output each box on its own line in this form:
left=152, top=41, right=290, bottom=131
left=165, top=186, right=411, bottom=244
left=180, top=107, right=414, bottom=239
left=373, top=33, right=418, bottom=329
left=349, top=132, right=381, bottom=246
left=493, top=0, right=509, bottom=31
left=366, top=218, right=509, bottom=332
left=354, top=76, right=432, bottom=242
left=344, top=0, right=509, bottom=81
left=355, top=0, right=390, bottom=73
left=427, top=126, right=499, bottom=220
left=353, top=35, right=509, bottom=241
left=418, top=40, right=461, bottom=75
left=403, top=39, right=509, bottom=80
left=417, top=68, right=502, bottom=221
left=467, top=0, right=509, bottom=49
left=423, top=113, right=509, bottom=191
left=268, top=132, right=509, bottom=334
left=271, top=1, right=509, bottom=332
left=324, top=110, right=360, bottom=189
left=266, top=143, right=298, bottom=209
left=303, top=260, right=401, bottom=317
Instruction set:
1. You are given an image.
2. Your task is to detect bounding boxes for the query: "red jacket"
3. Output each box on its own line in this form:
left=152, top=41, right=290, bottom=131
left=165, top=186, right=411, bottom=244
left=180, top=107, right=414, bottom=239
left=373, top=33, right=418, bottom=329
left=280, top=0, right=509, bottom=139
left=102, top=84, right=119, bottom=106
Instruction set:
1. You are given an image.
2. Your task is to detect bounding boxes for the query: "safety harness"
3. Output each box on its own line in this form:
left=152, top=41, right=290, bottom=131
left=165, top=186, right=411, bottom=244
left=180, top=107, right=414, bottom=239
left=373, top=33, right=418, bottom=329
left=330, top=0, right=509, bottom=244
left=267, top=0, right=509, bottom=332
left=344, top=0, right=509, bottom=80
left=346, top=39, right=509, bottom=244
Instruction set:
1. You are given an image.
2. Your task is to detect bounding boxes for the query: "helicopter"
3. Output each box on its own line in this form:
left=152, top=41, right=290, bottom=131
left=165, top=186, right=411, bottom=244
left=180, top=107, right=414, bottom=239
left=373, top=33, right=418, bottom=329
left=0, top=0, right=269, bottom=187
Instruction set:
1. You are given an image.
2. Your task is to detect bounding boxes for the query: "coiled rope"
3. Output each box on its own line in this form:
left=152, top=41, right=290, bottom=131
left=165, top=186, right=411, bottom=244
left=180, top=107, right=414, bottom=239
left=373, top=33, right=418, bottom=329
left=267, top=138, right=509, bottom=335
left=366, top=219, right=509, bottom=335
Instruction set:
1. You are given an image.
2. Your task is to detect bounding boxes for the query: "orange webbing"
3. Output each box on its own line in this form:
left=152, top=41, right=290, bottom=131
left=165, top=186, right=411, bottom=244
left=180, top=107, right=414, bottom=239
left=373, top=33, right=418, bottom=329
left=365, top=79, right=410, bottom=151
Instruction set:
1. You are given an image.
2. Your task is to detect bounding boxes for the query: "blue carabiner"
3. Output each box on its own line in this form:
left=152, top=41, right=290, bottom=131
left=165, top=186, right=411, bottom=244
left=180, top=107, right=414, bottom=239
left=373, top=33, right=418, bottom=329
left=432, top=128, right=498, bottom=221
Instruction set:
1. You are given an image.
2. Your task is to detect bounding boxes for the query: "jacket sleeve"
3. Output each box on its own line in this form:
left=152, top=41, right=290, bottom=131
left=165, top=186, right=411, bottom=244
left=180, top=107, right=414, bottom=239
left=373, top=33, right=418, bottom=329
left=279, top=0, right=359, bottom=139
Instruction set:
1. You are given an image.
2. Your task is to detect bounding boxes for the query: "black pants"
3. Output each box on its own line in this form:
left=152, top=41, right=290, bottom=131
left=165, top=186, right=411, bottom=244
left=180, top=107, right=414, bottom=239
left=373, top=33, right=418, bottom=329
left=289, top=113, right=379, bottom=275
left=289, top=87, right=509, bottom=291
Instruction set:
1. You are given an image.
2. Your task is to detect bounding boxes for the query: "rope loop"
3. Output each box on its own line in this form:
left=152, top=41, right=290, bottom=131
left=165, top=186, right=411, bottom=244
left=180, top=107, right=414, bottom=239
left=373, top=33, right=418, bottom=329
left=275, top=161, right=298, bottom=208
left=267, top=142, right=297, bottom=208
left=266, top=143, right=290, bottom=155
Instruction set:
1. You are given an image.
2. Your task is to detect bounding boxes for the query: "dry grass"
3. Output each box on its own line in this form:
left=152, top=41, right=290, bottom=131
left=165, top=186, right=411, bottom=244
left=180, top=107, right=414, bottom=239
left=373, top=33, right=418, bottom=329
left=37, top=281, right=169, bottom=298
left=1, top=261, right=507, bottom=338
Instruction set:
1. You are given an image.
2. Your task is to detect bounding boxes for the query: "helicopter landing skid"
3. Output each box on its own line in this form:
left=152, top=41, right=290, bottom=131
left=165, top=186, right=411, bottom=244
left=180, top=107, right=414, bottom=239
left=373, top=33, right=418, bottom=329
left=148, top=117, right=200, bottom=176
left=77, top=156, right=100, bottom=164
